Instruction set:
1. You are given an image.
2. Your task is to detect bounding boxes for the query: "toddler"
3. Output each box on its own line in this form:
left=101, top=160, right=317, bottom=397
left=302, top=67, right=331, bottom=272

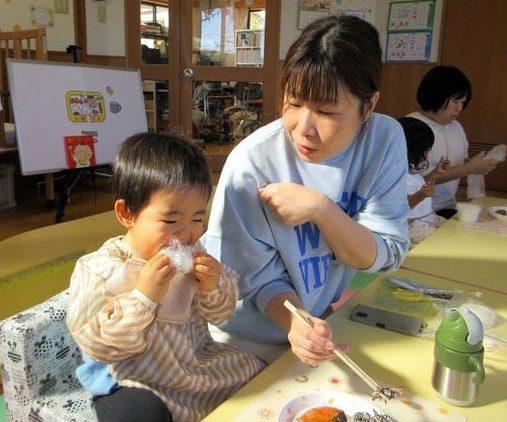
left=67, top=132, right=265, bottom=422
left=399, top=117, right=448, bottom=244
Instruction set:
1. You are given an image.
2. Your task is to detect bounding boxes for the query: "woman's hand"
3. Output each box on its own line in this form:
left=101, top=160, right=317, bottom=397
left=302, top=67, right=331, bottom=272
left=136, top=254, right=176, bottom=303
left=287, top=311, right=338, bottom=366
left=259, top=183, right=328, bottom=226
left=193, top=252, right=221, bottom=292
left=466, top=151, right=499, bottom=175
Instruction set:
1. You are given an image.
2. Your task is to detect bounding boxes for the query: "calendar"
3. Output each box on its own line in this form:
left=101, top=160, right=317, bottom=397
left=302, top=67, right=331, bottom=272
left=298, top=0, right=330, bottom=30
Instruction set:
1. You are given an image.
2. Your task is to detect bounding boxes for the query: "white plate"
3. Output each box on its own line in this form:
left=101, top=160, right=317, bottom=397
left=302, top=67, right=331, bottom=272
left=278, top=390, right=392, bottom=422
left=489, top=206, right=507, bottom=223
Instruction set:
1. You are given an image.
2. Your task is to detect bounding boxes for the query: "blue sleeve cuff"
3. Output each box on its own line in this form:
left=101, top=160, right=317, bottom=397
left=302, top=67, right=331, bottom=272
left=253, top=279, right=295, bottom=316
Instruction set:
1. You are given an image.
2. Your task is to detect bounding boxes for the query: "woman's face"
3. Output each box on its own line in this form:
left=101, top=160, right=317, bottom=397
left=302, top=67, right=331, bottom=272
left=432, top=96, right=467, bottom=125
left=282, top=88, right=374, bottom=163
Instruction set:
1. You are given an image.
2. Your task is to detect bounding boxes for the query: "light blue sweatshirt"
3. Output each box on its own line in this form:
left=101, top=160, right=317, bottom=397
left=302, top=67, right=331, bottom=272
left=204, top=114, right=410, bottom=344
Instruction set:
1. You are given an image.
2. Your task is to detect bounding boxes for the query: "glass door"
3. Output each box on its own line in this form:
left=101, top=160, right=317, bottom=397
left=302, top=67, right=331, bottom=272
left=127, top=0, right=280, bottom=143
left=186, top=1, right=270, bottom=144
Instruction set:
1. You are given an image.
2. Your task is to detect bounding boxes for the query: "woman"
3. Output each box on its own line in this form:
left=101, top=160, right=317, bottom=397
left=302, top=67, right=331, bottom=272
left=205, top=15, right=410, bottom=366
left=408, top=66, right=499, bottom=218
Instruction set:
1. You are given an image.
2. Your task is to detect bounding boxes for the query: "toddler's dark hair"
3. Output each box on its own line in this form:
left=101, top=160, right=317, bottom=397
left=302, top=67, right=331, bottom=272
left=112, top=131, right=212, bottom=217
left=398, top=117, right=435, bottom=173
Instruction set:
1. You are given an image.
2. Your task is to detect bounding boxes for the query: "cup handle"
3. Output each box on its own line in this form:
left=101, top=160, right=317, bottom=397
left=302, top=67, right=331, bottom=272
left=469, top=356, right=485, bottom=384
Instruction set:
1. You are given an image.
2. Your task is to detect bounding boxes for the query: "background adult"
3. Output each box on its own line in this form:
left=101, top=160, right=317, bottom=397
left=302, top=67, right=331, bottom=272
left=407, top=66, right=499, bottom=218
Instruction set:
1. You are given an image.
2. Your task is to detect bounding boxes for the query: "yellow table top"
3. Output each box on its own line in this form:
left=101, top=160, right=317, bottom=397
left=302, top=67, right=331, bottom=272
left=403, top=196, right=507, bottom=294
left=0, top=211, right=122, bottom=320
left=205, top=268, right=507, bottom=422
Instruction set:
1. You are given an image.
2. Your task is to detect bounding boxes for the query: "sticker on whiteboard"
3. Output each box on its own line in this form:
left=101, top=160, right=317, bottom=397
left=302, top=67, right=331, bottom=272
left=64, top=135, right=96, bottom=169
left=110, top=102, right=122, bottom=113
left=66, top=90, right=106, bottom=122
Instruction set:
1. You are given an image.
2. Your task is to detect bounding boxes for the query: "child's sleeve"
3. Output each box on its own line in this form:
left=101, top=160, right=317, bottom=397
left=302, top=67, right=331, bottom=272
left=194, top=265, right=239, bottom=325
left=66, top=259, right=158, bottom=363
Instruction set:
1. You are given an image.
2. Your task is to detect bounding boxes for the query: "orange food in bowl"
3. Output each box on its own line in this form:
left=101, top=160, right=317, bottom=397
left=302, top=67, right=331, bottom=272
left=296, top=406, right=346, bottom=422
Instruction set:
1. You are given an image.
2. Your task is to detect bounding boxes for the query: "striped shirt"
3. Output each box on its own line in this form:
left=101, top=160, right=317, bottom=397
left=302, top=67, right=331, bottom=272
left=67, top=236, right=265, bottom=421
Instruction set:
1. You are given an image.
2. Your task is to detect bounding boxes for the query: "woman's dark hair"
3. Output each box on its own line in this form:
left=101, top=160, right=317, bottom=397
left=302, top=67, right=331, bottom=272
left=416, top=66, right=472, bottom=112
left=398, top=117, right=435, bottom=173
left=112, top=131, right=212, bottom=217
left=280, top=15, right=382, bottom=119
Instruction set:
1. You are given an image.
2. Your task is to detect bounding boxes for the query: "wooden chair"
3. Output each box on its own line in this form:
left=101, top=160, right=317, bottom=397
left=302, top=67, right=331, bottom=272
left=0, top=28, right=55, bottom=204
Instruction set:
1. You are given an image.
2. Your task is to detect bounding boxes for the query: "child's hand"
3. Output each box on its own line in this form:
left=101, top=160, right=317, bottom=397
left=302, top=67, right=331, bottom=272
left=426, top=156, right=450, bottom=183
left=136, top=254, right=176, bottom=303
left=436, top=155, right=451, bottom=173
left=419, top=180, right=435, bottom=198
left=193, top=252, right=221, bottom=292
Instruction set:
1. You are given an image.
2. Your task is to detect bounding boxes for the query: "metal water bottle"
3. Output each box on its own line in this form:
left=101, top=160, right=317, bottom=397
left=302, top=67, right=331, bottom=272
left=431, top=306, right=485, bottom=406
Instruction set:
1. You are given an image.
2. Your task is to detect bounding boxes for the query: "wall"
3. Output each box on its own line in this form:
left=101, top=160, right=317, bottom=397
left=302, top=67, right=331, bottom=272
left=279, top=0, right=443, bottom=62
left=85, top=0, right=125, bottom=56
left=0, top=0, right=75, bottom=51
left=0, top=0, right=125, bottom=57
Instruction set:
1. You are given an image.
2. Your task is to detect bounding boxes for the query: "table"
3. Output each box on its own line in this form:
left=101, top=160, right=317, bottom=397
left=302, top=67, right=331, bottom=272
left=0, top=211, right=121, bottom=320
left=402, top=196, right=507, bottom=293
left=204, top=268, right=507, bottom=422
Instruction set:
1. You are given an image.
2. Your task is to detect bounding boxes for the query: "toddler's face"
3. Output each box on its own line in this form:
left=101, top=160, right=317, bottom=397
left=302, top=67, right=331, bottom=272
left=124, top=188, right=208, bottom=260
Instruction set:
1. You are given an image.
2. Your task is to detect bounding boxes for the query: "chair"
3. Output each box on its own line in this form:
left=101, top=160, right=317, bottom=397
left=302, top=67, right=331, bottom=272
left=0, top=28, right=55, bottom=203
left=0, top=289, right=97, bottom=421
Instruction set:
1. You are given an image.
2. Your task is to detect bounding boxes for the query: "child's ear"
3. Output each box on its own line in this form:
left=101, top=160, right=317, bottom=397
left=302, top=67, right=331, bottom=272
left=115, top=199, right=133, bottom=228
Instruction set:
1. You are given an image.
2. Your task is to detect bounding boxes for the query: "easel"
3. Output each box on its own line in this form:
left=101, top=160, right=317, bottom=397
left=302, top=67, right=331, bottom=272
left=54, top=45, right=111, bottom=223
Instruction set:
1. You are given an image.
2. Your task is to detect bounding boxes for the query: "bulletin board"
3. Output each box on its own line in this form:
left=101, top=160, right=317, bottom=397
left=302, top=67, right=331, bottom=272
left=7, top=59, right=147, bottom=175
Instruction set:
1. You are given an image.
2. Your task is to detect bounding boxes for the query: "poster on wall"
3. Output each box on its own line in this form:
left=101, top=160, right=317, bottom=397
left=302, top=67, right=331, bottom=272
left=388, top=0, right=435, bottom=31
left=385, top=0, right=435, bottom=62
left=385, top=31, right=432, bottom=61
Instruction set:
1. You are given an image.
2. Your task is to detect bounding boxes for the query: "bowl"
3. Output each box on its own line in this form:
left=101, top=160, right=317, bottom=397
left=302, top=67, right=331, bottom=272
left=489, top=206, right=507, bottom=223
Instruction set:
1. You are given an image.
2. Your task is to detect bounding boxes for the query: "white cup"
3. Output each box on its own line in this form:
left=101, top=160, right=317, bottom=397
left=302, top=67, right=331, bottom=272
left=456, top=202, right=481, bottom=223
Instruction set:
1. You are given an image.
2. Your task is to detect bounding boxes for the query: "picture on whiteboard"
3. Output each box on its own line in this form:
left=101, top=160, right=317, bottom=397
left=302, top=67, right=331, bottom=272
left=66, top=90, right=106, bottom=122
left=64, top=135, right=96, bottom=169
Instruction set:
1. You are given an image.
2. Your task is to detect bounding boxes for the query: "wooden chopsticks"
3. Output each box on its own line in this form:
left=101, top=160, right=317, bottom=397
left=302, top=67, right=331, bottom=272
left=284, top=300, right=399, bottom=401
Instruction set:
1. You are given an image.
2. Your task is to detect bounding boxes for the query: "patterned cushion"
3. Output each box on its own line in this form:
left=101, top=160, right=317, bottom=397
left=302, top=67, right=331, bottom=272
left=0, top=289, right=97, bottom=421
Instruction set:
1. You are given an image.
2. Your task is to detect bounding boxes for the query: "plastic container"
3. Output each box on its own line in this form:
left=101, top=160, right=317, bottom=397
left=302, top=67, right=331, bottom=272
left=456, top=202, right=481, bottom=223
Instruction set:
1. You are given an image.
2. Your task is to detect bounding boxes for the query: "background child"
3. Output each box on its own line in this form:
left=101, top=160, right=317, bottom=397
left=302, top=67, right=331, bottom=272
left=399, top=117, right=448, bottom=244
left=67, top=132, right=265, bottom=422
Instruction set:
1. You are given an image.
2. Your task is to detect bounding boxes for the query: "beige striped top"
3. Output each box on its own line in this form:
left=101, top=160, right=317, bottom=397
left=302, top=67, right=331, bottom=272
left=67, top=236, right=265, bottom=421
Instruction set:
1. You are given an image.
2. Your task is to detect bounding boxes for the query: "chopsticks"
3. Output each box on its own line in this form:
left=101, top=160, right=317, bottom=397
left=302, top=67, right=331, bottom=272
left=284, top=300, right=399, bottom=402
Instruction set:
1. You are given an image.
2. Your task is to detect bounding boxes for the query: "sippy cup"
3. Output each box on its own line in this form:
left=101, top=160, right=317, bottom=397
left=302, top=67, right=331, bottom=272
left=431, top=306, right=485, bottom=406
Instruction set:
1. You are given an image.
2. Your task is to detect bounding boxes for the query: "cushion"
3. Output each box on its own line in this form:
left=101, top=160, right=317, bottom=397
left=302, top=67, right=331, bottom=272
left=0, top=289, right=97, bottom=421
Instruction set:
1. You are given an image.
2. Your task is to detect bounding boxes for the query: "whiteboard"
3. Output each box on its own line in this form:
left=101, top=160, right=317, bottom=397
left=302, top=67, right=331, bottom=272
left=7, top=59, right=148, bottom=175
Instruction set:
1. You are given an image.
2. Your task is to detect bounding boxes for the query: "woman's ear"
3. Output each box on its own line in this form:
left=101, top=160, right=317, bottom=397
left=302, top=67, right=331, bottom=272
left=115, top=199, right=133, bottom=229
left=363, top=91, right=380, bottom=122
